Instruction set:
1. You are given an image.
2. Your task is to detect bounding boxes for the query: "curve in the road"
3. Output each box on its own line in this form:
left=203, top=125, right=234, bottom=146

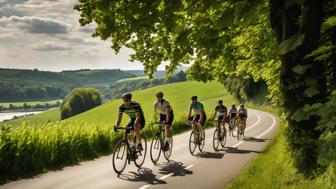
left=0, top=109, right=278, bottom=189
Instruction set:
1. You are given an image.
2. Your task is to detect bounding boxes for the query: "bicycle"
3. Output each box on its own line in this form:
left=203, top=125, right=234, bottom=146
left=187, top=120, right=205, bottom=155
left=212, top=119, right=227, bottom=151
left=149, top=122, right=173, bottom=164
left=112, top=127, right=147, bottom=175
left=237, top=117, right=246, bottom=140
left=228, top=118, right=235, bottom=137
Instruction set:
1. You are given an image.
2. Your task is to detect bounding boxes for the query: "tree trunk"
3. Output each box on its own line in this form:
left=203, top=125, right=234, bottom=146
left=270, top=0, right=327, bottom=175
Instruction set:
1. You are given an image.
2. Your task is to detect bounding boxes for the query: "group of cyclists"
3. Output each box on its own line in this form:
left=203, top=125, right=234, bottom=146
left=114, top=91, right=248, bottom=153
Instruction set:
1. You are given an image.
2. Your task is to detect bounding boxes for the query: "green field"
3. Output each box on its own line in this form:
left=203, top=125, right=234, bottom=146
left=67, top=81, right=235, bottom=124
left=6, top=81, right=235, bottom=127
left=0, top=99, right=62, bottom=108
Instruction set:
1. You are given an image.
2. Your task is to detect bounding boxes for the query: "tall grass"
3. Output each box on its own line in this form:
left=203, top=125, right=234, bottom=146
left=226, top=115, right=336, bottom=189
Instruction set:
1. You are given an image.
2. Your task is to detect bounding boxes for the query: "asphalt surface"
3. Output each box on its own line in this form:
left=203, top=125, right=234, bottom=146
left=1, top=109, right=278, bottom=189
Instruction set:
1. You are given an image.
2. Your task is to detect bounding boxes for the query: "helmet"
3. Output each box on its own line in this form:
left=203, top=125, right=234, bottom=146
left=240, top=103, right=244, bottom=107
left=122, top=93, right=132, bottom=100
left=191, top=96, right=198, bottom=100
left=155, top=91, right=164, bottom=98
left=232, top=104, right=236, bottom=107
left=218, top=100, right=223, bottom=104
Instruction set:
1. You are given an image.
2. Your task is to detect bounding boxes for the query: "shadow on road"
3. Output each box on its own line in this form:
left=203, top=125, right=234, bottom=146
left=157, top=160, right=193, bottom=177
left=225, top=147, right=262, bottom=154
left=195, top=151, right=224, bottom=159
left=117, top=167, right=166, bottom=185
left=243, top=137, right=268, bottom=142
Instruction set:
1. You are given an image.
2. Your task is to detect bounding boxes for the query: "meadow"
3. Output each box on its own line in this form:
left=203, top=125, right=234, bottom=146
left=0, top=99, right=62, bottom=108
left=0, top=81, right=235, bottom=182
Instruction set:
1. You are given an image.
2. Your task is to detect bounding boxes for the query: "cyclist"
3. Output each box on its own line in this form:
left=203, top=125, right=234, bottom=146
left=114, top=93, right=146, bottom=151
left=153, top=91, right=174, bottom=150
left=212, top=100, right=228, bottom=128
left=228, top=104, right=238, bottom=129
left=188, top=96, right=207, bottom=131
left=238, top=103, right=248, bottom=129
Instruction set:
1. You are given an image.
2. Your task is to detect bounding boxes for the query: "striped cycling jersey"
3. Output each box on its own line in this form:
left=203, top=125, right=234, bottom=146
left=119, top=101, right=145, bottom=120
left=229, top=107, right=238, bottom=115
left=215, top=105, right=227, bottom=116
left=189, top=102, right=204, bottom=115
left=154, top=99, right=173, bottom=115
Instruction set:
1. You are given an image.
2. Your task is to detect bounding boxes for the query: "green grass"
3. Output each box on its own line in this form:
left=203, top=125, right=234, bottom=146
left=0, top=99, right=62, bottom=108
left=5, top=108, right=60, bottom=127
left=68, top=81, right=235, bottom=124
left=226, top=113, right=335, bottom=189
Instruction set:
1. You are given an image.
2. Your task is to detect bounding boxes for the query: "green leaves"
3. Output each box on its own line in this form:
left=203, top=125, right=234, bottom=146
left=278, top=34, right=305, bottom=55
left=292, top=65, right=311, bottom=75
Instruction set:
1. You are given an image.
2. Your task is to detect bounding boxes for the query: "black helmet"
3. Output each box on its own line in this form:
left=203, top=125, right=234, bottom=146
left=191, top=96, right=198, bottom=100
left=122, top=93, right=132, bottom=100
left=155, top=91, right=164, bottom=98
left=218, top=100, right=223, bottom=104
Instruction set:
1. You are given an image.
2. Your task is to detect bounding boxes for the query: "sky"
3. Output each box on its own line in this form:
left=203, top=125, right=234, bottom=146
left=0, top=0, right=163, bottom=71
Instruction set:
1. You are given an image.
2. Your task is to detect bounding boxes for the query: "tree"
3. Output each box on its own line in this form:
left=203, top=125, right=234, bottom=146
left=60, top=88, right=102, bottom=120
left=75, top=0, right=335, bottom=175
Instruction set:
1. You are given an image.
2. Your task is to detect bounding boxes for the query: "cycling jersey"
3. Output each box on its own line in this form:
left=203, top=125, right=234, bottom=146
left=154, top=99, right=173, bottom=115
left=239, top=108, right=248, bottom=118
left=215, top=105, right=227, bottom=117
left=189, top=102, right=205, bottom=115
left=119, top=101, right=145, bottom=120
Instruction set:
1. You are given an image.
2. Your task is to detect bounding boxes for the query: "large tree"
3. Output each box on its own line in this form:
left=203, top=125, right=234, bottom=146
left=75, top=0, right=335, bottom=175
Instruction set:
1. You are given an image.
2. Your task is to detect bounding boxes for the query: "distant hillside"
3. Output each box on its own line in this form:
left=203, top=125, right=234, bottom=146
left=0, top=68, right=134, bottom=102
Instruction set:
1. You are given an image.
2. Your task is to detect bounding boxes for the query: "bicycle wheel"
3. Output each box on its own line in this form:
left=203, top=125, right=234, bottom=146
left=213, top=128, right=220, bottom=151
left=221, top=126, right=227, bottom=148
left=189, top=131, right=197, bottom=155
left=163, top=138, right=173, bottom=161
left=198, top=130, right=205, bottom=152
left=150, top=134, right=162, bottom=164
left=237, top=124, right=243, bottom=140
left=112, top=140, right=128, bottom=175
left=134, top=135, right=147, bottom=168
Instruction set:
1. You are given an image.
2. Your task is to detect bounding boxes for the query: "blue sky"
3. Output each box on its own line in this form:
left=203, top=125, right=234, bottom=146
left=0, top=0, right=164, bottom=71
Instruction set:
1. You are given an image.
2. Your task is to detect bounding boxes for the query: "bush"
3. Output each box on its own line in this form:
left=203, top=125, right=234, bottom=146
left=60, top=88, right=102, bottom=120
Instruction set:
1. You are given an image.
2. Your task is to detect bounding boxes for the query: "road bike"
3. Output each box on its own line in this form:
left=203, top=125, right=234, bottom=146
left=237, top=117, right=246, bottom=140
left=112, top=127, right=147, bottom=174
left=149, top=122, right=173, bottom=164
left=187, top=120, right=205, bottom=155
left=228, top=118, right=235, bottom=137
left=212, top=119, right=227, bottom=151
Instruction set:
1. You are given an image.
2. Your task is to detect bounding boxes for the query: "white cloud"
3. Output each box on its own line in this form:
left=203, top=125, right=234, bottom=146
left=33, top=41, right=71, bottom=51
left=0, top=16, right=70, bottom=34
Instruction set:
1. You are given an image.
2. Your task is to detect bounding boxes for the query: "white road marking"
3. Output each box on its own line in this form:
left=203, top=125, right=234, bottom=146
left=231, top=112, right=277, bottom=148
left=185, top=164, right=194, bottom=170
left=245, top=114, right=261, bottom=131
left=256, top=113, right=276, bottom=139
left=160, top=173, right=174, bottom=180
left=138, top=111, right=277, bottom=189
left=138, top=185, right=150, bottom=189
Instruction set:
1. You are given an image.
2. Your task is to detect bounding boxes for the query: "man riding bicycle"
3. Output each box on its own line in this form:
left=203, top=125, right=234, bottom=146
left=238, top=103, right=248, bottom=129
left=153, top=91, right=174, bottom=150
left=188, top=96, right=207, bottom=131
left=212, top=100, right=228, bottom=127
left=228, top=104, right=238, bottom=128
left=114, top=93, right=146, bottom=151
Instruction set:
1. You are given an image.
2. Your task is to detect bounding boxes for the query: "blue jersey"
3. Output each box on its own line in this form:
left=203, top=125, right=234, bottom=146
left=189, top=102, right=204, bottom=115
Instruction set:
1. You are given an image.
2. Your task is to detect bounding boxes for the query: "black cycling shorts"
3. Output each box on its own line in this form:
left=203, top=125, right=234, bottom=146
left=189, top=113, right=207, bottom=125
left=126, top=118, right=146, bottom=130
left=160, top=111, right=174, bottom=126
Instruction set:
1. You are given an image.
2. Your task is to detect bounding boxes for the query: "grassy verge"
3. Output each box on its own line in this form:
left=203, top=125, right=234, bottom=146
left=226, top=109, right=335, bottom=189
left=0, top=99, right=62, bottom=108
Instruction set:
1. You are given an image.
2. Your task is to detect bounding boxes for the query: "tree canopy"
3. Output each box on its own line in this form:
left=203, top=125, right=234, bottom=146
left=75, top=0, right=336, bottom=176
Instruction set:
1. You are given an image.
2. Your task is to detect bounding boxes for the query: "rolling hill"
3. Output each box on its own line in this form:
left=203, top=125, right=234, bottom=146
left=5, top=81, right=235, bottom=127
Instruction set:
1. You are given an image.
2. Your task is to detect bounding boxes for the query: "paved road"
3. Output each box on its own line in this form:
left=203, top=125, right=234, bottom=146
left=1, top=109, right=278, bottom=189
